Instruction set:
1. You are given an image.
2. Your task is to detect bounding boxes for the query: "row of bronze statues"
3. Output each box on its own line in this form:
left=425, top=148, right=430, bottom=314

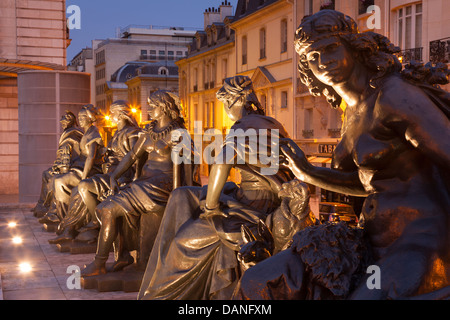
left=33, top=10, right=449, bottom=300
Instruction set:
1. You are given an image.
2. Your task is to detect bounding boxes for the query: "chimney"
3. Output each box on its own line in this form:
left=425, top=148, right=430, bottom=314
left=204, top=6, right=221, bottom=29
left=219, top=0, right=233, bottom=22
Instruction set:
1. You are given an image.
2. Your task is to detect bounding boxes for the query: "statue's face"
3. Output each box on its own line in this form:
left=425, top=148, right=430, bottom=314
left=60, top=114, right=74, bottom=130
left=110, top=108, right=121, bottom=125
left=148, top=102, right=164, bottom=121
left=304, top=37, right=355, bottom=87
left=78, top=112, right=91, bottom=128
left=223, top=95, right=245, bottom=122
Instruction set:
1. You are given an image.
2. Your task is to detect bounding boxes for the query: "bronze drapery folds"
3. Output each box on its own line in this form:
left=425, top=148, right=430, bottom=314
left=49, top=101, right=142, bottom=246
left=38, top=105, right=104, bottom=225
left=137, top=76, right=296, bottom=300
left=235, top=10, right=450, bottom=300
left=33, top=111, right=83, bottom=218
left=81, top=90, right=199, bottom=277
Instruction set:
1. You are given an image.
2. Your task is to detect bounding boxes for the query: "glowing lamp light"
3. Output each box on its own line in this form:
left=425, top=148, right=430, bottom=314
left=105, top=115, right=110, bottom=121
left=12, top=236, right=23, bottom=244
left=19, top=262, right=32, bottom=273
left=131, top=108, right=137, bottom=114
left=8, top=221, right=17, bottom=228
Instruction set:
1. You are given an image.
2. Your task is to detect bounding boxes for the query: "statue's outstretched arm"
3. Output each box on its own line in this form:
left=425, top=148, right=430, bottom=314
left=280, top=138, right=368, bottom=197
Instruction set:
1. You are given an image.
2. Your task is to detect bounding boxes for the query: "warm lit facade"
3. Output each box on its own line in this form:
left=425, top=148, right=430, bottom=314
left=177, top=0, right=449, bottom=213
left=233, top=0, right=295, bottom=134
left=176, top=1, right=236, bottom=177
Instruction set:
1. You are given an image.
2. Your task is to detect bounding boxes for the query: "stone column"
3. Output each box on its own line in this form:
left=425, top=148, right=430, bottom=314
left=17, top=70, right=90, bottom=203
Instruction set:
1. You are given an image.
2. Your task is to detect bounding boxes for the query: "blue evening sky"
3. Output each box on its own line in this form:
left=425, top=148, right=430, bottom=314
left=66, top=0, right=238, bottom=63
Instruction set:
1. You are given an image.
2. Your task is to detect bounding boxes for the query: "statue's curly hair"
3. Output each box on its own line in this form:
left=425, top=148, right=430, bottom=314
left=295, top=10, right=402, bottom=108
left=147, top=90, right=186, bottom=127
left=216, top=75, right=265, bottom=115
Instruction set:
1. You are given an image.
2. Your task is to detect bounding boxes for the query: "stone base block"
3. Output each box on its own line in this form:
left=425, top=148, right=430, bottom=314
left=81, top=264, right=144, bottom=293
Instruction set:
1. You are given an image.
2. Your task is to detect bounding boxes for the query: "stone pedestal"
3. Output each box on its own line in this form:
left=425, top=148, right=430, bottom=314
left=81, top=264, right=144, bottom=293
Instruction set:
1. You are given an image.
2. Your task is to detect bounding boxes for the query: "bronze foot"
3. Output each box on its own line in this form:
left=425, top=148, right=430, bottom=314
left=112, top=254, right=134, bottom=272
left=81, top=259, right=107, bottom=277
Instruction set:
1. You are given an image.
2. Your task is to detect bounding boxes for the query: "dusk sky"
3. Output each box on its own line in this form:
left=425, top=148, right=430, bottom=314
left=66, top=0, right=238, bottom=63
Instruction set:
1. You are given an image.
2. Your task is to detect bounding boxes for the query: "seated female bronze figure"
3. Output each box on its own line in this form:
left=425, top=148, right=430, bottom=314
left=33, top=111, right=83, bottom=218
left=137, top=76, right=294, bottom=300
left=236, top=10, right=450, bottom=300
left=45, top=105, right=104, bottom=224
left=81, top=90, right=191, bottom=276
left=49, top=101, right=141, bottom=246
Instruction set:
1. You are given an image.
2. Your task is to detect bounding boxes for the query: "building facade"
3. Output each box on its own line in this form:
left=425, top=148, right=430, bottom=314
left=91, top=26, right=196, bottom=118
left=0, top=0, right=69, bottom=196
left=177, top=0, right=450, bottom=214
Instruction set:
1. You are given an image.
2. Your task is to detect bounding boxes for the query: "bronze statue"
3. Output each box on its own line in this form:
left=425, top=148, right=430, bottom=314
left=39, top=105, right=104, bottom=224
left=49, top=101, right=141, bottom=245
left=238, top=179, right=316, bottom=272
left=137, top=76, right=295, bottom=300
left=235, top=10, right=450, bottom=300
left=33, top=111, right=83, bottom=218
left=81, top=90, right=195, bottom=276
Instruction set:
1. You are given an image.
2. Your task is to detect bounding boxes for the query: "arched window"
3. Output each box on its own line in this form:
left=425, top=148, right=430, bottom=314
left=158, top=67, right=169, bottom=76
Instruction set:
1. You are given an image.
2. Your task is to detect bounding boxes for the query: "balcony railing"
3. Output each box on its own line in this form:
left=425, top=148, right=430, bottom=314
left=399, top=47, right=423, bottom=64
left=328, top=128, right=341, bottom=138
left=429, top=37, right=450, bottom=64
left=302, top=129, right=314, bottom=139
left=193, top=85, right=198, bottom=92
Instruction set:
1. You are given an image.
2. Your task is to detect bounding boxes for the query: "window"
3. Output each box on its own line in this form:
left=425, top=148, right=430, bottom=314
left=396, top=3, right=423, bottom=62
left=150, top=50, right=156, bottom=60
left=281, top=19, right=288, bottom=53
left=193, top=68, right=198, bottom=92
left=158, top=50, right=165, bottom=60
left=222, top=58, right=228, bottom=81
left=260, top=94, right=267, bottom=115
left=259, top=28, right=266, bottom=59
left=281, top=91, right=288, bottom=108
left=168, top=51, right=174, bottom=60
left=204, top=102, right=214, bottom=128
left=304, top=108, right=313, bottom=131
left=242, top=36, right=248, bottom=65
left=95, top=50, right=105, bottom=65
left=158, top=67, right=169, bottom=76
left=96, top=68, right=105, bottom=80
left=140, top=50, right=147, bottom=59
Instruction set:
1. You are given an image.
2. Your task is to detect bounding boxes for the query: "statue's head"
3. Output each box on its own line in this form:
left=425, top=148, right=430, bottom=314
left=60, top=110, right=78, bottom=130
left=216, top=75, right=264, bottom=121
left=147, top=90, right=184, bottom=125
left=78, top=104, right=98, bottom=127
left=109, top=100, right=139, bottom=127
left=295, top=10, right=401, bottom=108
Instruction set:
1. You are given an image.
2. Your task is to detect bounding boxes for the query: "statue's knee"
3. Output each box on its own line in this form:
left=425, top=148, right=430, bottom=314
left=77, top=181, right=90, bottom=197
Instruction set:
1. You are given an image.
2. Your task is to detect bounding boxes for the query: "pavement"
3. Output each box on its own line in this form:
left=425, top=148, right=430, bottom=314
left=0, top=198, right=138, bottom=300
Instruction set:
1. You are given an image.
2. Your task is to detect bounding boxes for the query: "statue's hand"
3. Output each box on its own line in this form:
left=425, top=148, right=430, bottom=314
left=109, top=175, right=120, bottom=195
left=199, top=203, right=228, bottom=220
left=280, top=138, right=309, bottom=179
